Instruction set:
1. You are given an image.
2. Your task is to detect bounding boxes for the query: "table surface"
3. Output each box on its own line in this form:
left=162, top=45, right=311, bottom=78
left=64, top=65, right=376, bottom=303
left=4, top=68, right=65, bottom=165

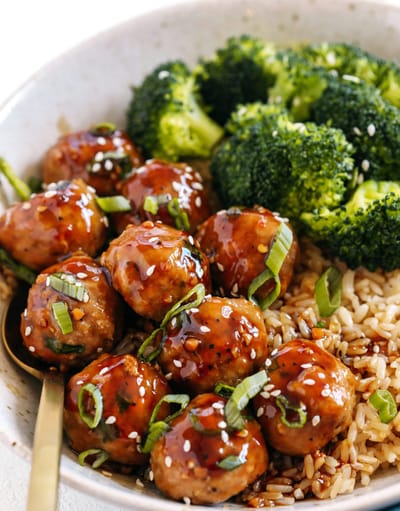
left=1, top=1, right=400, bottom=510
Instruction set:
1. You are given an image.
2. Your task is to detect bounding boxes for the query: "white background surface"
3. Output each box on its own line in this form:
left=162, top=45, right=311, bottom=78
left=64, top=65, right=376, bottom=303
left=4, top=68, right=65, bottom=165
left=0, top=2, right=172, bottom=509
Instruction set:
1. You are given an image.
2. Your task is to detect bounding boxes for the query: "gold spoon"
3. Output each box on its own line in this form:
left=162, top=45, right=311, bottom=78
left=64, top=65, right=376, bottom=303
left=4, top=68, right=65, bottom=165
left=1, top=288, right=64, bottom=511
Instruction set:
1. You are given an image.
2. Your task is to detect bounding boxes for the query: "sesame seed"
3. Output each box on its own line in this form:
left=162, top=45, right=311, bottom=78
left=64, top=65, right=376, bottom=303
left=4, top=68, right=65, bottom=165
left=76, top=272, right=88, bottom=279
left=200, top=325, right=210, bottom=333
left=99, top=367, right=109, bottom=376
left=257, top=407, right=264, bottom=417
left=183, top=439, right=191, bottom=452
left=212, top=402, right=224, bottom=409
left=28, top=346, right=36, bottom=352
left=172, top=181, right=181, bottom=192
left=165, top=456, right=172, bottom=467
left=104, top=159, right=114, bottom=171
left=44, top=190, right=57, bottom=199
left=260, top=391, right=270, bottom=399
left=94, top=151, right=104, bottom=162
left=192, top=182, right=203, bottom=190
left=183, top=497, right=191, bottom=505
left=361, top=159, right=370, bottom=171
left=231, top=283, right=239, bottom=295
left=22, top=202, right=32, bottom=210
left=165, top=372, right=173, bottom=380
left=97, top=347, right=104, bottom=353
left=312, top=415, right=321, bottom=426
left=158, top=70, right=170, bottom=79
left=321, top=388, right=330, bottom=397
left=265, top=358, right=272, bottom=367
left=128, top=431, right=138, bottom=439
left=221, top=430, right=229, bottom=443
left=146, top=265, right=156, bottom=277
left=342, top=74, right=361, bottom=83
left=149, top=470, right=154, bottom=481
left=139, top=386, right=146, bottom=397
left=24, top=326, right=32, bottom=336
left=218, top=420, right=227, bottom=429
left=353, top=126, right=362, bottom=136
left=97, top=136, right=106, bottom=145
left=270, top=389, right=281, bottom=397
left=250, top=348, right=256, bottom=360
left=216, top=262, right=224, bottom=272
left=136, top=478, right=144, bottom=488
left=91, top=162, right=102, bottom=173
left=189, top=307, right=199, bottom=314
left=23, top=308, right=28, bottom=317
left=83, top=292, right=90, bottom=303
left=304, top=378, right=316, bottom=386
left=194, top=196, right=202, bottom=208
left=173, top=359, right=183, bottom=368
left=105, top=416, right=116, bottom=425
left=300, top=363, right=312, bottom=369
left=271, top=348, right=278, bottom=357
left=221, top=305, right=233, bottom=318
left=188, top=235, right=194, bottom=245
left=148, top=236, right=158, bottom=243
left=367, top=123, right=376, bottom=137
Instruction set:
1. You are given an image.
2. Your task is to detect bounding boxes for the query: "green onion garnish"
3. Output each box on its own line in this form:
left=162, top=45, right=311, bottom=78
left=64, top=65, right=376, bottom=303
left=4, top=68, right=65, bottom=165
left=248, top=222, right=293, bottom=310
left=143, top=195, right=159, bottom=215
left=45, top=337, right=85, bottom=354
left=315, top=266, right=342, bottom=317
left=51, top=301, right=73, bottom=335
left=95, top=195, right=132, bottom=213
left=275, top=394, right=307, bottom=428
left=216, top=452, right=247, bottom=470
left=369, top=389, right=397, bottom=424
left=167, top=197, right=191, bottom=232
left=0, top=247, right=37, bottom=284
left=137, top=283, right=206, bottom=362
left=90, top=122, right=117, bottom=136
left=78, top=383, right=103, bottom=429
left=78, top=448, right=109, bottom=469
left=214, top=382, right=235, bottom=398
left=0, top=157, right=31, bottom=201
left=48, top=273, right=88, bottom=301
left=225, top=370, right=268, bottom=430
left=140, top=394, right=190, bottom=453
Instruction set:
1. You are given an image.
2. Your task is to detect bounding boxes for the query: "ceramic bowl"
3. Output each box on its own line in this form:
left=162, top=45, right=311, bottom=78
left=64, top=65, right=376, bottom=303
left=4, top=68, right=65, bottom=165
left=1, top=0, right=400, bottom=509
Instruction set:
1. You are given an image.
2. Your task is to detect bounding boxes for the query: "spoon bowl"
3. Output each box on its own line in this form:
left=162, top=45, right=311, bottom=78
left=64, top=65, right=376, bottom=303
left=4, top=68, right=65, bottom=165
left=1, top=288, right=64, bottom=511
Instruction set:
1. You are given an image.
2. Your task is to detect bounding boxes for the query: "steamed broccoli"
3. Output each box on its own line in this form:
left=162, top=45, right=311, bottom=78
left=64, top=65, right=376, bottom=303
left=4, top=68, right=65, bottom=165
left=126, top=60, right=223, bottom=161
left=301, top=180, right=400, bottom=271
left=225, top=102, right=291, bottom=135
left=310, top=78, right=400, bottom=181
left=210, top=114, right=355, bottom=227
left=194, top=35, right=277, bottom=124
left=299, top=42, right=400, bottom=108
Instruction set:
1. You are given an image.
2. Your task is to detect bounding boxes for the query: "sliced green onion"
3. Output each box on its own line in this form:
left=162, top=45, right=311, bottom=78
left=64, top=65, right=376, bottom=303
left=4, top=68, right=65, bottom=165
left=45, top=337, right=85, bottom=354
left=275, top=395, right=307, bottom=428
left=78, top=448, right=109, bottom=469
left=248, top=222, right=293, bottom=310
left=143, top=195, right=159, bottom=215
left=140, top=394, right=190, bottom=453
left=90, top=122, right=117, bottom=136
left=78, top=383, right=103, bottom=429
left=225, top=370, right=268, bottom=430
left=216, top=452, right=247, bottom=470
left=27, top=176, right=43, bottom=194
left=51, top=301, right=73, bottom=335
left=140, top=421, right=170, bottom=454
left=214, top=382, right=235, bottom=398
left=0, top=157, right=31, bottom=201
left=138, top=284, right=206, bottom=362
left=49, top=273, right=88, bottom=301
left=95, top=195, right=132, bottom=213
left=167, top=197, right=191, bottom=232
left=315, top=266, right=342, bottom=317
left=369, top=389, right=397, bottom=424
left=0, top=247, right=36, bottom=284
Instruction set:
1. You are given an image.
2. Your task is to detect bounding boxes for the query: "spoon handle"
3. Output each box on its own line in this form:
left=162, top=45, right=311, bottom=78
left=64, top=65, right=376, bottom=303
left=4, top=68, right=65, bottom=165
left=26, top=373, right=64, bottom=511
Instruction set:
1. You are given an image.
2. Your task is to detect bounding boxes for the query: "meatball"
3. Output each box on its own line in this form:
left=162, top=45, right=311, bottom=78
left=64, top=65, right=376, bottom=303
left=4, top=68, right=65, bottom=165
left=0, top=179, right=108, bottom=271
left=64, top=353, right=171, bottom=466
left=158, top=295, right=268, bottom=393
left=150, top=393, right=268, bottom=505
left=253, top=339, right=357, bottom=456
left=42, top=124, right=143, bottom=195
left=196, top=206, right=299, bottom=304
left=100, top=221, right=211, bottom=322
left=21, top=254, right=122, bottom=369
left=113, top=159, right=212, bottom=234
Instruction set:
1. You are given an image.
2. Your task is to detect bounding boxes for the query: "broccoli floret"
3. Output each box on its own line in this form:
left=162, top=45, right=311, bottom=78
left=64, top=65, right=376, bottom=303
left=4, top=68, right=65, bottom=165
left=299, top=42, right=400, bottom=108
left=126, top=60, right=224, bottom=161
left=310, top=78, right=400, bottom=181
left=210, top=116, right=355, bottom=227
left=225, top=102, right=291, bottom=135
left=301, top=180, right=400, bottom=271
left=194, top=35, right=277, bottom=124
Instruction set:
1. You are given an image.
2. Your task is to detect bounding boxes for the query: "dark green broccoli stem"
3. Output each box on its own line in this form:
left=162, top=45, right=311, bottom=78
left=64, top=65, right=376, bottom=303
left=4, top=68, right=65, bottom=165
left=0, top=157, right=31, bottom=201
left=0, top=248, right=37, bottom=284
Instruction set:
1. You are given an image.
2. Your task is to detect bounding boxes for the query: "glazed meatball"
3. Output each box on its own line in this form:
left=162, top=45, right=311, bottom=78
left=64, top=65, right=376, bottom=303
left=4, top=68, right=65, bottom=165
left=253, top=339, right=357, bottom=456
left=64, top=353, right=171, bottom=466
left=0, top=179, right=108, bottom=271
left=196, top=206, right=299, bottom=303
left=113, top=159, right=211, bottom=234
left=158, top=295, right=268, bottom=393
left=42, top=124, right=143, bottom=195
left=150, top=393, right=268, bottom=505
left=101, top=221, right=211, bottom=322
left=21, top=254, right=122, bottom=369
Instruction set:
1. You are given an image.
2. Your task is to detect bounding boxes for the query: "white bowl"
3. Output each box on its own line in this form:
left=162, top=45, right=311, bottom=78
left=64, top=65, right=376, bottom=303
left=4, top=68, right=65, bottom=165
left=1, top=0, right=400, bottom=510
